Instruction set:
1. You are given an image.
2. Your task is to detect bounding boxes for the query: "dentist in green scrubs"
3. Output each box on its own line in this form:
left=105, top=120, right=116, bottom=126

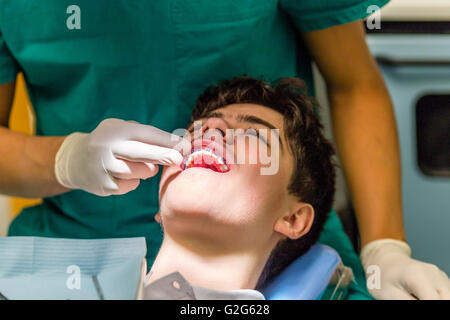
left=1, top=1, right=449, bottom=299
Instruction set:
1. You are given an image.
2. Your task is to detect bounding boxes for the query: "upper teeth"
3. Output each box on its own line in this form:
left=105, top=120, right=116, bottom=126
left=185, top=148, right=226, bottom=166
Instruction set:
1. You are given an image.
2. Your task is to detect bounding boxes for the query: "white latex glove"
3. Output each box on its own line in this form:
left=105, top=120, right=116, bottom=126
left=55, top=118, right=190, bottom=196
left=361, top=239, right=450, bottom=300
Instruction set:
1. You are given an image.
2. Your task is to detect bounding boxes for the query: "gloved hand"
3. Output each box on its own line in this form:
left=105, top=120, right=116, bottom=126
left=55, top=118, right=190, bottom=196
left=361, top=239, right=450, bottom=300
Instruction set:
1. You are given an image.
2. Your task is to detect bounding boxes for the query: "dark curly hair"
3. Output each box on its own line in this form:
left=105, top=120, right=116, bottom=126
left=190, top=76, right=336, bottom=290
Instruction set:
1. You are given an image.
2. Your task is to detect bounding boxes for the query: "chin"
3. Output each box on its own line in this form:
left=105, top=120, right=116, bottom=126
left=161, top=177, right=223, bottom=217
left=162, top=164, right=233, bottom=200
left=159, top=157, right=244, bottom=227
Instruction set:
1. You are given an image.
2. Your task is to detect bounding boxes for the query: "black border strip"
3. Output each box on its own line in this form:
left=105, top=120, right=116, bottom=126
left=366, top=21, right=450, bottom=34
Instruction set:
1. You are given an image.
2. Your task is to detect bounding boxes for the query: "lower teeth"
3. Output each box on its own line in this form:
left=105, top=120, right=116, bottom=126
left=181, top=156, right=229, bottom=172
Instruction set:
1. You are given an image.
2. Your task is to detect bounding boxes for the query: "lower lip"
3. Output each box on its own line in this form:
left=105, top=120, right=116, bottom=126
left=180, top=166, right=230, bottom=175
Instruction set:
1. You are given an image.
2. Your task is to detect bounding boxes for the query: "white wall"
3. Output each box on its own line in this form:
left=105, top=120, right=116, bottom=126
left=374, top=0, right=450, bottom=21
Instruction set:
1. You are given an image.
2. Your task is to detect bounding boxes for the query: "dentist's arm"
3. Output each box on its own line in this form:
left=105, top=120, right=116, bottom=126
left=0, top=80, right=67, bottom=198
left=303, top=21, right=405, bottom=247
left=0, top=80, right=190, bottom=198
left=302, top=20, right=450, bottom=299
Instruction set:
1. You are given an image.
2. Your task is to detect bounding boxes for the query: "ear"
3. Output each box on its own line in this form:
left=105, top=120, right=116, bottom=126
left=273, top=202, right=314, bottom=240
left=154, top=211, right=162, bottom=224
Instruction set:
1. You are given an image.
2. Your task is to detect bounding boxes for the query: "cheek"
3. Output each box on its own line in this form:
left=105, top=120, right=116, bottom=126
left=233, top=135, right=282, bottom=176
left=233, top=166, right=288, bottom=223
left=236, top=140, right=286, bottom=194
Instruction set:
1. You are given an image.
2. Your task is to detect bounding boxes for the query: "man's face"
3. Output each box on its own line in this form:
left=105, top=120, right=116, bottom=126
left=159, top=103, right=300, bottom=251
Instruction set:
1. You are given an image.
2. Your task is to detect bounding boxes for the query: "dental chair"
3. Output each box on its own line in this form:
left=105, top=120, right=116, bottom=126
left=261, top=244, right=353, bottom=300
left=0, top=237, right=352, bottom=300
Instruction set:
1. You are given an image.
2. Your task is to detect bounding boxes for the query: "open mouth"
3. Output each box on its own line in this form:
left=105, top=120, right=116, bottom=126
left=181, top=140, right=230, bottom=173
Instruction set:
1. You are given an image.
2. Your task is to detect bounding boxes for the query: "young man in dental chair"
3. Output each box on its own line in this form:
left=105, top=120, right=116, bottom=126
left=141, top=76, right=351, bottom=299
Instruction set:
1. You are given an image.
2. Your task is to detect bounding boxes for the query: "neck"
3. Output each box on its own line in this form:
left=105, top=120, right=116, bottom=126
left=148, top=235, right=271, bottom=291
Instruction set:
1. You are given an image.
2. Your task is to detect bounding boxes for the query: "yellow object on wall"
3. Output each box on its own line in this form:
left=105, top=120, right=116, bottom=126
left=8, top=73, right=42, bottom=218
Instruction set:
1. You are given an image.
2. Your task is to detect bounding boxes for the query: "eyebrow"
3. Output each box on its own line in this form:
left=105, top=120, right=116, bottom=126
left=205, top=111, right=283, bottom=150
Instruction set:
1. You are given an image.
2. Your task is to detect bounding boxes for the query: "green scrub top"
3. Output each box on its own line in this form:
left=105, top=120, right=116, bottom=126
left=0, top=0, right=387, bottom=299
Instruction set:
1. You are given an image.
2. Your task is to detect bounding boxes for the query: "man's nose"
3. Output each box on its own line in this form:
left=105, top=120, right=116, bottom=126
left=202, top=117, right=229, bottom=142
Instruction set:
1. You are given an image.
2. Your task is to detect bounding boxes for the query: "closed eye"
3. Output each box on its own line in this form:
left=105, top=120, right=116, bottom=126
left=245, top=128, right=269, bottom=146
